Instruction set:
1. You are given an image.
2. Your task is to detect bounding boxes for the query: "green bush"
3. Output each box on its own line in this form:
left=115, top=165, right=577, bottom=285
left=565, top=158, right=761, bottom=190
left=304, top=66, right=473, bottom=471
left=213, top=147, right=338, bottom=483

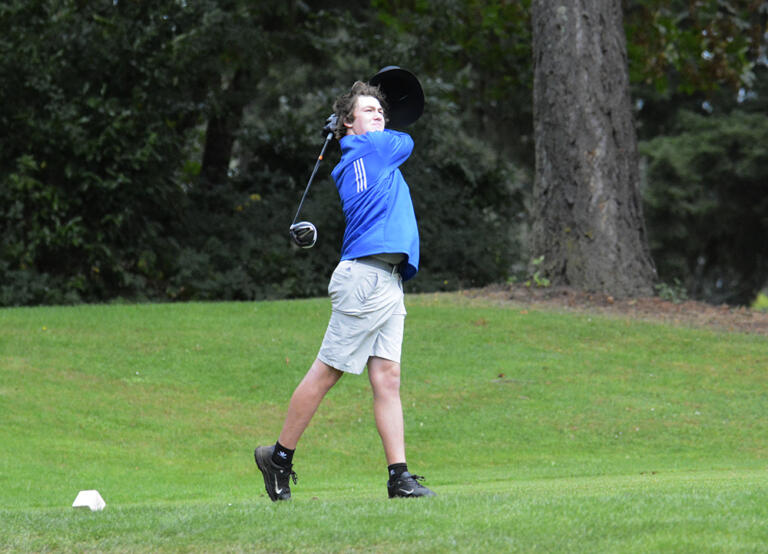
left=641, top=109, right=768, bottom=305
left=0, top=1, right=198, bottom=305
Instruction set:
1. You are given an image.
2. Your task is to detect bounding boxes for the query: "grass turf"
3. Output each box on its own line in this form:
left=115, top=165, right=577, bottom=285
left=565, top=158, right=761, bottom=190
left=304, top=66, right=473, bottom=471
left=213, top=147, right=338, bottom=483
left=1, top=293, right=766, bottom=552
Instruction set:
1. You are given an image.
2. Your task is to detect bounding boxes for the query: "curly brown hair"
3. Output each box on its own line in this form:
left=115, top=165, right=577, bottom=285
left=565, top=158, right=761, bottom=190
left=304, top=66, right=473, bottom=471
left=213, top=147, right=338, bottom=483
left=332, top=81, right=388, bottom=140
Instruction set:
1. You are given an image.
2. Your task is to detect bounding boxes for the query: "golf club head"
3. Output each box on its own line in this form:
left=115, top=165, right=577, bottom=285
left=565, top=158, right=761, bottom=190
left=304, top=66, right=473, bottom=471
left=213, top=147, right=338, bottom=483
left=369, top=66, right=424, bottom=128
left=289, top=221, right=317, bottom=249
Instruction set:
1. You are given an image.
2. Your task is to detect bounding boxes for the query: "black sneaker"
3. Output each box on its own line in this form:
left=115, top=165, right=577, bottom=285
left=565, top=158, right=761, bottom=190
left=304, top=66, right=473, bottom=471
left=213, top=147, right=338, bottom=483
left=254, top=445, right=297, bottom=501
left=387, top=471, right=436, bottom=498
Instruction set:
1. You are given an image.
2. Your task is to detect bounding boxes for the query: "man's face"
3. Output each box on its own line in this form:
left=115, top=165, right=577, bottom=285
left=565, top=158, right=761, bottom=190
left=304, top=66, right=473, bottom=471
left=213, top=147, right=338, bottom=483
left=345, top=95, right=385, bottom=136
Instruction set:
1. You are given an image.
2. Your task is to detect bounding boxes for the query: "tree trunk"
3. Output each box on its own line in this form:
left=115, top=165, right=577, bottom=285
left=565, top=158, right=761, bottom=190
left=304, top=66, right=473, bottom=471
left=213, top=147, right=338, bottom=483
left=531, top=0, right=656, bottom=297
left=200, top=68, right=251, bottom=188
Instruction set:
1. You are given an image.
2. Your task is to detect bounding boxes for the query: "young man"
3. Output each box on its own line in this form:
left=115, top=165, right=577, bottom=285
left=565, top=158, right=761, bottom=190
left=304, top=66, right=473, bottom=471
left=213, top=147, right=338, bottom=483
left=254, top=81, right=435, bottom=501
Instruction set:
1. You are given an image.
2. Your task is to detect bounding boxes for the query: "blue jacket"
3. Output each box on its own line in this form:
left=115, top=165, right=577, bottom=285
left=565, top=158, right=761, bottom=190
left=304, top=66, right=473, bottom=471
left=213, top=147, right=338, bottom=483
left=331, top=129, right=420, bottom=281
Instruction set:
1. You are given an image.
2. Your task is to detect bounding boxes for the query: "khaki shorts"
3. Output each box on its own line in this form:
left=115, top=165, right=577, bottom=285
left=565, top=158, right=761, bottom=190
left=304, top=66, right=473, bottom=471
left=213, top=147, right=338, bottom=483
left=317, top=258, right=406, bottom=374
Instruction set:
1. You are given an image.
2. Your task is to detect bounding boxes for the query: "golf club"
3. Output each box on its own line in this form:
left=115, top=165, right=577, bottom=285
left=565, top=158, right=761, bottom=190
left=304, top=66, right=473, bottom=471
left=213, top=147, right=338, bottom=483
left=289, top=114, right=336, bottom=248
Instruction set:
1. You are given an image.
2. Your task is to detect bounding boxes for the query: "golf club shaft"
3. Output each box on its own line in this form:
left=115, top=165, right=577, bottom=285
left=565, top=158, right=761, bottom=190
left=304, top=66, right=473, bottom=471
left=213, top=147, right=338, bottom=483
left=291, top=132, right=333, bottom=226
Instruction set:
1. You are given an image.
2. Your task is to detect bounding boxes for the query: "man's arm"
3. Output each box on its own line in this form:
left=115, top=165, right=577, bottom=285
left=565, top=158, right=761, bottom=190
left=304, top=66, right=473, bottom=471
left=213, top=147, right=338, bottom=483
left=370, top=129, right=414, bottom=168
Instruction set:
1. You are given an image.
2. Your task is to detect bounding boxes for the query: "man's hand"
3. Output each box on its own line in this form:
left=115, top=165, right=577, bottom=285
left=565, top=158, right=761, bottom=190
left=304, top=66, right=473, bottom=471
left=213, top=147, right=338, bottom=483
left=322, top=114, right=338, bottom=137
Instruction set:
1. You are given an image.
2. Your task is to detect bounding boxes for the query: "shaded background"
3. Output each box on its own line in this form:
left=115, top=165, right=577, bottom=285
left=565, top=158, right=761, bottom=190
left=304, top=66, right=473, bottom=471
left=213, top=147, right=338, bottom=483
left=1, top=1, right=766, bottom=306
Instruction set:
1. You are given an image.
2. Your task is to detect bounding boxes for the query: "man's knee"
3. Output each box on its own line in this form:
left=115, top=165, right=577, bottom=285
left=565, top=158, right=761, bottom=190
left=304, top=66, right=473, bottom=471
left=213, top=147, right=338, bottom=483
left=369, top=357, right=401, bottom=393
left=301, top=359, right=343, bottom=392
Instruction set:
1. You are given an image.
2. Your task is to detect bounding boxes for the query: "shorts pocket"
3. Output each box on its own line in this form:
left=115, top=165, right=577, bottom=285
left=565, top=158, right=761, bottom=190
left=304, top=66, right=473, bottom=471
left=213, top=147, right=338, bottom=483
left=329, top=263, right=381, bottom=315
left=354, top=272, right=379, bottom=306
left=328, top=262, right=353, bottom=299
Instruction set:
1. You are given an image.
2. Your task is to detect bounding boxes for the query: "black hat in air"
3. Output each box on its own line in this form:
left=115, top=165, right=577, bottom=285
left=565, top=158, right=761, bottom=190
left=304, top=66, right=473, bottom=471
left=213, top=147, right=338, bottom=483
left=369, top=66, right=424, bottom=129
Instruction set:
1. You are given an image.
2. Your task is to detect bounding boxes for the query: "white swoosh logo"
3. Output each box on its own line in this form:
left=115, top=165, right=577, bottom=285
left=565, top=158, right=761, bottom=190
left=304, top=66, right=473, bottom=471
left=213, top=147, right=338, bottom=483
left=399, top=488, right=414, bottom=495
left=274, top=475, right=283, bottom=495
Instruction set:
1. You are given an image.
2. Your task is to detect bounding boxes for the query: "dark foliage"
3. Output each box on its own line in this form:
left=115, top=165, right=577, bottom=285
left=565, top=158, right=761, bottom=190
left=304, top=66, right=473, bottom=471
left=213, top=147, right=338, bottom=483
left=1, top=1, right=765, bottom=305
left=641, top=107, right=768, bottom=305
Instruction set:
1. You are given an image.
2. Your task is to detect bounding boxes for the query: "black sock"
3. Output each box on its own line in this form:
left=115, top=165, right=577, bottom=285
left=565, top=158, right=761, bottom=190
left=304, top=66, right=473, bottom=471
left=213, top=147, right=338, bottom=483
left=388, top=463, right=408, bottom=481
left=272, top=441, right=294, bottom=468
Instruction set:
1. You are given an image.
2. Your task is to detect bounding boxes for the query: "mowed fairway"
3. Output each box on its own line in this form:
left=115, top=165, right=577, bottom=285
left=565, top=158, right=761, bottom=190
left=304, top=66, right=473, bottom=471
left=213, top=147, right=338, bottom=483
left=1, top=293, right=766, bottom=552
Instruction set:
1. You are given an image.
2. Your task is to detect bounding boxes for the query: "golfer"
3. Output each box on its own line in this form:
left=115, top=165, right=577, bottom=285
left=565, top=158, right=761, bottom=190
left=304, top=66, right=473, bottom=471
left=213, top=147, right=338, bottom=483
left=255, top=80, right=435, bottom=501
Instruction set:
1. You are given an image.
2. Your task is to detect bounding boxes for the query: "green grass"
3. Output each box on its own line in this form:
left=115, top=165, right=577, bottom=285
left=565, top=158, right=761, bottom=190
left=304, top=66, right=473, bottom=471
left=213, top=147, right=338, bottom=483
left=1, top=293, right=766, bottom=552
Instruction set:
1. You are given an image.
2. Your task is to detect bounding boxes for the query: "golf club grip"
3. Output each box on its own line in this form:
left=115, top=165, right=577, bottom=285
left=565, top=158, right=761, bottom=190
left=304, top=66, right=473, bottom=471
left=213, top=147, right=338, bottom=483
left=291, top=132, right=333, bottom=225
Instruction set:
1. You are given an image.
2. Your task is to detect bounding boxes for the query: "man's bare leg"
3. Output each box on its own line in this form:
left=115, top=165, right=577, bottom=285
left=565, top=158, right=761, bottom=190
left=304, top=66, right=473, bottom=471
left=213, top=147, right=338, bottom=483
left=369, top=356, right=436, bottom=498
left=255, top=358, right=342, bottom=501
left=277, top=358, right=343, bottom=449
left=368, top=356, right=406, bottom=464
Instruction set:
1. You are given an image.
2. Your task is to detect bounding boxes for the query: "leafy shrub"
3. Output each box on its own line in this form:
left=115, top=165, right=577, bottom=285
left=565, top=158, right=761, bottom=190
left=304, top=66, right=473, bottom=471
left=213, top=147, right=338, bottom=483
left=641, top=110, right=768, bottom=305
left=0, top=3, right=526, bottom=305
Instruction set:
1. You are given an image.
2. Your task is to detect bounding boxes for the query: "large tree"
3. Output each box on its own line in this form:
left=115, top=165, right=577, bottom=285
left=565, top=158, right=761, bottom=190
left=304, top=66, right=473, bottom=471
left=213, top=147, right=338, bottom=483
left=530, top=0, right=657, bottom=297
